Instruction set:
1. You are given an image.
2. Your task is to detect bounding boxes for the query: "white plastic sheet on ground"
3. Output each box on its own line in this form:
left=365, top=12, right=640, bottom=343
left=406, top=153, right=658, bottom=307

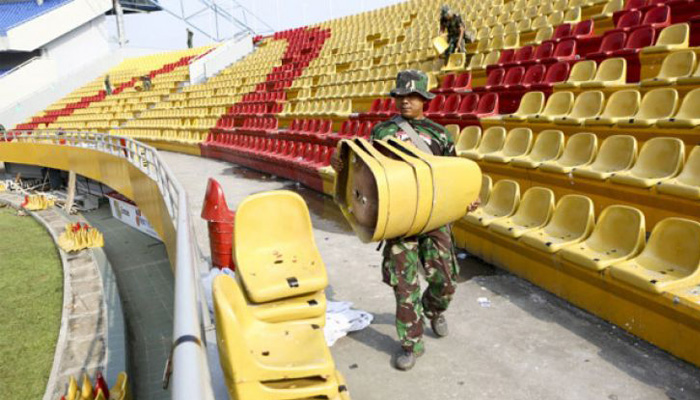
left=202, top=268, right=373, bottom=346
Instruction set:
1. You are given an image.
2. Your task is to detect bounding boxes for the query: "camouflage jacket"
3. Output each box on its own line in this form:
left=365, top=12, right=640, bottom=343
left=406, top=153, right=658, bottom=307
left=440, top=14, right=465, bottom=40
left=370, top=116, right=456, bottom=157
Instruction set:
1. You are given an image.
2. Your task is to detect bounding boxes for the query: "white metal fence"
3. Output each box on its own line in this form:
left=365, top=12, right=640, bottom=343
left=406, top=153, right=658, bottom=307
left=0, top=130, right=215, bottom=400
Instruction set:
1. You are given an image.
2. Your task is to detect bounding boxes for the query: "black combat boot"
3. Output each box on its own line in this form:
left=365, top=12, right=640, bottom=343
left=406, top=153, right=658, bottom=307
left=431, top=314, right=449, bottom=337
left=394, top=346, right=425, bottom=371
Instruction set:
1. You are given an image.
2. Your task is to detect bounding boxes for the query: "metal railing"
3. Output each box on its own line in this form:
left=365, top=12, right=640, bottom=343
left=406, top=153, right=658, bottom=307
left=0, top=130, right=215, bottom=400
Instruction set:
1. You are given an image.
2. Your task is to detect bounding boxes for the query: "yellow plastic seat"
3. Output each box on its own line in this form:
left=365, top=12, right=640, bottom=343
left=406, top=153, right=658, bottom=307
left=81, top=373, right=93, bottom=400
left=511, top=130, right=565, bottom=169
left=531, top=26, right=554, bottom=45
left=456, top=126, right=482, bottom=156
left=480, top=174, right=493, bottom=204
left=445, top=124, right=460, bottom=142
left=442, top=53, right=467, bottom=71
left=616, top=88, right=678, bottom=127
left=528, top=91, right=575, bottom=122
left=466, top=53, right=485, bottom=71
left=609, top=218, right=700, bottom=294
left=657, top=146, right=700, bottom=200
left=642, top=23, right=690, bottom=54
left=554, top=90, right=605, bottom=125
left=503, top=91, right=545, bottom=122
left=66, top=376, right=78, bottom=400
left=234, top=191, right=328, bottom=303
left=560, top=205, right=646, bottom=271
left=482, top=50, right=502, bottom=69
left=678, top=59, right=700, bottom=85
left=555, top=60, right=596, bottom=89
left=489, top=187, right=555, bottom=238
left=580, top=58, right=627, bottom=88
left=573, top=135, right=637, bottom=180
left=641, top=50, right=697, bottom=87
left=656, top=88, right=700, bottom=129
left=213, top=275, right=340, bottom=400
left=585, top=89, right=640, bottom=126
left=593, top=0, right=623, bottom=20
left=610, top=137, right=684, bottom=188
left=463, top=179, right=520, bottom=227
left=483, top=127, right=534, bottom=164
left=520, top=195, right=595, bottom=253
left=540, top=132, right=598, bottom=174
left=460, top=126, right=506, bottom=160
left=110, top=372, right=132, bottom=400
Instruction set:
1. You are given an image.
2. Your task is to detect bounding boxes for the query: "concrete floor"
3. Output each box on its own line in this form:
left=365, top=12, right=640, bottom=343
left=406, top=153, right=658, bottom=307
left=163, top=150, right=700, bottom=400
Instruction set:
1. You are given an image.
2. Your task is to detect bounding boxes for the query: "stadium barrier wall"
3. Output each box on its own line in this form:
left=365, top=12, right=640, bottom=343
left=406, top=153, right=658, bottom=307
left=0, top=130, right=215, bottom=400
left=188, top=33, right=254, bottom=85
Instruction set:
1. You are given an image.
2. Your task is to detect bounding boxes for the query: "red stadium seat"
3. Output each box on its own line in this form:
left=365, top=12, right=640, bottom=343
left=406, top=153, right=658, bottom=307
left=424, top=95, right=446, bottom=118
left=615, top=25, right=656, bottom=56
left=463, top=92, right=499, bottom=120
left=435, top=94, right=461, bottom=118
left=502, top=46, right=535, bottom=69
left=452, top=72, right=472, bottom=92
left=474, top=68, right=506, bottom=92
left=613, top=10, right=643, bottom=33
left=641, top=5, right=671, bottom=31
left=513, top=64, right=548, bottom=90
left=587, top=31, right=627, bottom=60
left=494, top=67, right=525, bottom=91
left=434, top=74, right=456, bottom=94
left=522, top=42, right=554, bottom=67
left=450, top=93, right=479, bottom=118
left=543, top=39, right=577, bottom=64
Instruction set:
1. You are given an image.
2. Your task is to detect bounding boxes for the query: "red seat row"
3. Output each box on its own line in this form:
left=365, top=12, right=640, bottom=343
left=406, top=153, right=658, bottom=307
left=287, top=118, right=333, bottom=138
left=433, top=72, right=472, bottom=94
left=208, top=134, right=333, bottom=170
left=339, top=120, right=378, bottom=139
left=242, top=91, right=286, bottom=103
left=611, top=4, right=672, bottom=34
left=363, top=98, right=397, bottom=118
left=424, top=92, right=499, bottom=120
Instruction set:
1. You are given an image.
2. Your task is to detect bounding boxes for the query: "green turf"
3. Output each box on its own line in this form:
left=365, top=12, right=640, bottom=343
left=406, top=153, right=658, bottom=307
left=0, top=206, right=63, bottom=399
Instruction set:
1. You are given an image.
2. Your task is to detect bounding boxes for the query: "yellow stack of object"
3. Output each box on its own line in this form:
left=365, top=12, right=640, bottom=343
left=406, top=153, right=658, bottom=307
left=21, top=194, right=55, bottom=210
left=214, top=190, right=349, bottom=400
left=63, top=372, right=131, bottom=400
left=57, top=223, right=104, bottom=252
left=334, top=137, right=481, bottom=242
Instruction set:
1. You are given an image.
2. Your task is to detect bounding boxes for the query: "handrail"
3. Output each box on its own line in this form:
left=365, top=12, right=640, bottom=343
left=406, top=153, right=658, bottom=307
left=0, top=130, right=215, bottom=400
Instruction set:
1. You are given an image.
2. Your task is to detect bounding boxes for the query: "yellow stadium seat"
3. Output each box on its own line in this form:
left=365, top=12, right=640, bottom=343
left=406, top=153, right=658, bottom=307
left=609, top=218, right=700, bottom=293
left=610, top=137, right=685, bottom=188
left=466, top=53, right=485, bottom=71
left=483, top=50, right=502, bottom=69
left=460, top=126, right=506, bottom=160
left=81, top=373, right=93, bottom=400
left=456, top=126, right=482, bottom=155
left=573, top=135, right=637, bottom=180
left=483, top=127, right=534, bottom=163
left=642, top=23, right=690, bottom=54
left=586, top=89, right=640, bottom=126
left=657, top=146, right=700, bottom=200
left=464, top=179, right=520, bottom=227
left=445, top=124, right=460, bottom=142
left=564, top=6, right=581, bottom=23
left=67, top=376, right=78, bottom=400
left=528, top=91, right=575, bottom=122
left=656, top=88, right=700, bottom=128
left=489, top=187, right=555, bottom=238
left=531, top=16, right=550, bottom=31
left=511, top=130, right=565, bottom=169
left=213, top=275, right=339, bottom=400
left=560, top=205, right=646, bottom=271
left=531, top=26, right=554, bottom=45
left=517, top=18, right=532, bottom=33
left=556, top=60, right=597, bottom=89
left=554, top=90, right=605, bottom=125
left=234, top=191, right=327, bottom=303
left=616, top=88, right=678, bottom=127
left=580, top=58, right=627, bottom=88
left=110, top=372, right=132, bottom=400
left=678, top=59, right=700, bottom=85
left=503, top=33, right=520, bottom=49
left=443, top=53, right=467, bottom=71
left=593, top=0, right=623, bottom=20
left=503, top=91, right=545, bottom=121
left=540, top=132, right=598, bottom=174
left=520, top=195, right=595, bottom=253
left=480, top=174, right=493, bottom=204
left=641, top=50, right=697, bottom=87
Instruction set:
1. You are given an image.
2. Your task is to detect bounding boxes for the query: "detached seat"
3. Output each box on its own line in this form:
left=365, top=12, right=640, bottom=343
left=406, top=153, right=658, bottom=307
left=609, top=218, right=700, bottom=293
left=560, top=205, right=646, bottom=271
left=520, top=195, right=595, bottom=253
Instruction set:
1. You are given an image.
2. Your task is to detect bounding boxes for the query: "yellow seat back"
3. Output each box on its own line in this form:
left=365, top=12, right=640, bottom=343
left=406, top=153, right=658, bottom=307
left=234, top=191, right=327, bottom=302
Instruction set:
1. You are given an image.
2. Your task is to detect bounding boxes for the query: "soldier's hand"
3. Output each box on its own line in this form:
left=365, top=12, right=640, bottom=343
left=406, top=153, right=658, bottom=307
left=330, top=150, right=343, bottom=172
left=467, top=197, right=481, bottom=212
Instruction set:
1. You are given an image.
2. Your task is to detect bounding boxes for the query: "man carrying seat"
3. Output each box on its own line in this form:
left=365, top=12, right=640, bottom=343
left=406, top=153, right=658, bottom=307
left=439, top=5, right=473, bottom=63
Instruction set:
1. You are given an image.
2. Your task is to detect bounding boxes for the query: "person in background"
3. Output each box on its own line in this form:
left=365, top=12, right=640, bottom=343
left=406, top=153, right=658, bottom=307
left=104, top=74, right=112, bottom=96
left=187, top=28, right=194, bottom=49
left=141, top=75, right=152, bottom=91
left=439, top=5, right=472, bottom=63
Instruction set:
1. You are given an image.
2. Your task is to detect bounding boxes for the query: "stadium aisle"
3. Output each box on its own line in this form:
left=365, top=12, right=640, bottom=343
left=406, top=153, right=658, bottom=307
left=160, top=150, right=700, bottom=400
left=83, top=207, right=173, bottom=400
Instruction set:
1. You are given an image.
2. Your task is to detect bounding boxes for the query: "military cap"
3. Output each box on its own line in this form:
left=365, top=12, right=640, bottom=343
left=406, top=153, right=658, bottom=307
left=389, top=70, right=435, bottom=100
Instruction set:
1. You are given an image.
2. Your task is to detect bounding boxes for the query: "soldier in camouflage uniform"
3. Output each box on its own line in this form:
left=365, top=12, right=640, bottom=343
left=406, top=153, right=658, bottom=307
left=331, top=70, right=479, bottom=371
left=439, top=5, right=472, bottom=63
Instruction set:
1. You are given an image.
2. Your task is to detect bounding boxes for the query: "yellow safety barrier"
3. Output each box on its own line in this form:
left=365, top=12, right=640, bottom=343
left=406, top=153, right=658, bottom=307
left=334, top=137, right=481, bottom=243
left=57, top=223, right=104, bottom=252
left=20, top=194, right=55, bottom=210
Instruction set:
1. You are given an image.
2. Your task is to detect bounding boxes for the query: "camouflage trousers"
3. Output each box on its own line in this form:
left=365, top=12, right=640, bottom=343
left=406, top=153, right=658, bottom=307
left=381, top=225, right=459, bottom=353
left=443, top=37, right=465, bottom=62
